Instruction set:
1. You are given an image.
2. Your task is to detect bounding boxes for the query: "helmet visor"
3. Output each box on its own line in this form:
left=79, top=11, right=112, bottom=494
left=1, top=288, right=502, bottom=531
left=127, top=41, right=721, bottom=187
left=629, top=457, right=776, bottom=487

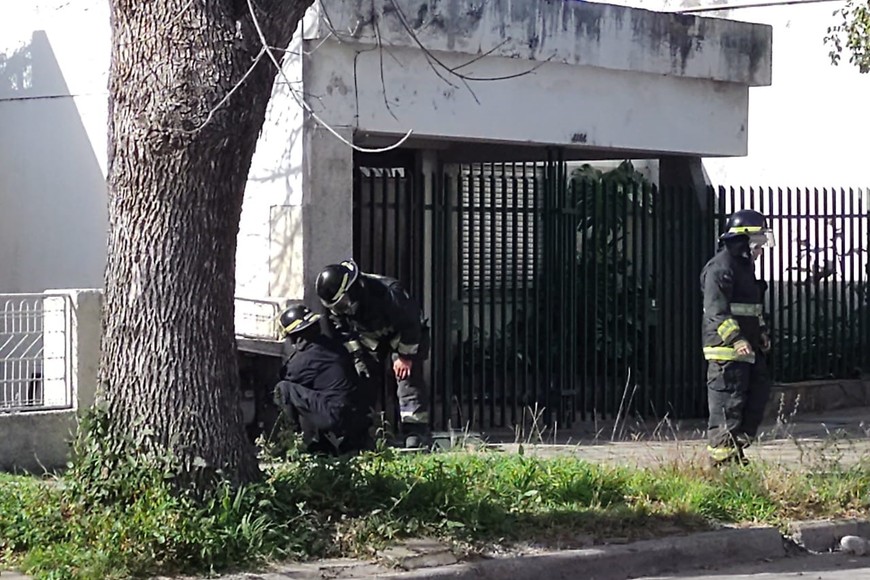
left=749, top=231, right=776, bottom=249
left=325, top=290, right=360, bottom=315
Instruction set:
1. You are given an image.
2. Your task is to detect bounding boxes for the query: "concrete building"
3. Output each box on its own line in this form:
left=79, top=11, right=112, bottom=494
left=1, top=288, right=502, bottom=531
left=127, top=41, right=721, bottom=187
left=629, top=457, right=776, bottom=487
left=1, top=0, right=771, bottom=302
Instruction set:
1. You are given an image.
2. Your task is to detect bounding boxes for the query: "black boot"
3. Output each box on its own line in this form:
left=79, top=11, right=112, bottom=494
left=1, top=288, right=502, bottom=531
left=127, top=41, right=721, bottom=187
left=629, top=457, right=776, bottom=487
left=402, top=422, right=431, bottom=449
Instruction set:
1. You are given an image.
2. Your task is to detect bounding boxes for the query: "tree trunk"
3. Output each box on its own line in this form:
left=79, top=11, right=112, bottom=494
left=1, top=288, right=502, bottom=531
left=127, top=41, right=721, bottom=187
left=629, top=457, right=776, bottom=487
left=100, top=0, right=313, bottom=487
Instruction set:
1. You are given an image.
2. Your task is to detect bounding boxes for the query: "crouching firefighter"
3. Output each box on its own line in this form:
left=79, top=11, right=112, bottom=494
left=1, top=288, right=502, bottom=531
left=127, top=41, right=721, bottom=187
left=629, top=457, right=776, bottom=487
left=315, top=259, right=431, bottom=449
left=272, top=304, right=374, bottom=456
left=701, top=209, right=775, bottom=466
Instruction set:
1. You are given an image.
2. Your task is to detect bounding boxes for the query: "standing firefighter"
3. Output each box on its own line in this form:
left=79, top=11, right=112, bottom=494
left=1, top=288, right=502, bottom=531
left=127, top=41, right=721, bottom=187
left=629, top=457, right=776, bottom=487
left=701, top=209, right=775, bottom=465
left=272, top=304, right=373, bottom=455
left=316, top=259, right=430, bottom=449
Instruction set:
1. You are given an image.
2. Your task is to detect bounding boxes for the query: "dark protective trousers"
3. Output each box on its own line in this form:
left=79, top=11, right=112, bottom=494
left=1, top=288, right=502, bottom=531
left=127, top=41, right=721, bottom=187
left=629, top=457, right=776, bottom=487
left=274, top=380, right=371, bottom=455
left=706, top=355, right=772, bottom=449
left=391, top=351, right=429, bottom=425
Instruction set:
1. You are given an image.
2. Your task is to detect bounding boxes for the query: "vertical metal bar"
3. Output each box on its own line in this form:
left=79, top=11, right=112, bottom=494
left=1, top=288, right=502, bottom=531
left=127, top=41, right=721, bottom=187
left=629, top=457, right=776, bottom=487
left=437, top=170, right=447, bottom=430
left=429, top=171, right=441, bottom=428
left=467, top=167, right=477, bottom=428
left=825, top=187, right=846, bottom=377
left=489, top=167, right=498, bottom=428
left=601, top=180, right=611, bottom=417
left=551, top=154, right=560, bottom=424
left=479, top=166, right=490, bottom=428
left=620, top=180, right=630, bottom=419
left=682, top=186, right=692, bottom=417
left=804, top=186, right=813, bottom=378
left=796, top=187, right=806, bottom=381
left=784, top=187, right=793, bottom=382
left=368, top=172, right=376, bottom=271
left=611, top=180, right=621, bottom=418
left=499, top=165, right=509, bottom=428
left=581, top=179, right=592, bottom=420
left=822, top=187, right=832, bottom=377
left=569, top=173, right=580, bottom=422
left=860, top=189, right=869, bottom=373
left=590, top=179, right=600, bottom=417
left=812, top=187, right=822, bottom=377
left=564, top=153, right=573, bottom=426
left=510, top=164, right=520, bottom=427
left=847, top=188, right=857, bottom=376
left=380, top=172, right=389, bottom=274
left=771, top=187, right=780, bottom=379
left=679, top=185, right=690, bottom=417
left=532, top=164, right=542, bottom=420
left=393, top=172, right=401, bottom=280
left=838, top=187, right=848, bottom=377
left=640, top=183, right=651, bottom=416
left=522, top=164, right=531, bottom=423
left=352, top=169, right=361, bottom=267
left=543, top=156, right=552, bottom=423
left=840, top=187, right=849, bottom=378
left=659, top=185, right=670, bottom=418
left=650, top=184, right=661, bottom=417
left=626, top=183, right=645, bottom=416
left=565, top=166, right=582, bottom=421
left=455, top=170, right=467, bottom=429
left=677, top=186, right=688, bottom=417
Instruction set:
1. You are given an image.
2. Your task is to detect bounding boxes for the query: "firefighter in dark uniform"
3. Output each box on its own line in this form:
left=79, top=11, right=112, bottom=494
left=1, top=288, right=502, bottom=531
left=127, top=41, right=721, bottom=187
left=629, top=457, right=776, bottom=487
left=315, top=259, right=430, bottom=449
left=272, top=303, right=373, bottom=455
left=701, top=209, right=775, bottom=465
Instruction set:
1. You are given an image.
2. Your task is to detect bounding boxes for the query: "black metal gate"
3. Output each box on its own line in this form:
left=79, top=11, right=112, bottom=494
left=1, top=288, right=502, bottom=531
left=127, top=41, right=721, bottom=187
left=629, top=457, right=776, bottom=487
left=353, top=152, right=870, bottom=431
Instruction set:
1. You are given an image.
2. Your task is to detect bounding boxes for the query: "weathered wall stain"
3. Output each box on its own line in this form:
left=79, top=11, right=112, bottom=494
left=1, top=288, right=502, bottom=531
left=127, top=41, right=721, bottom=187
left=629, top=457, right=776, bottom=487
left=333, top=0, right=771, bottom=86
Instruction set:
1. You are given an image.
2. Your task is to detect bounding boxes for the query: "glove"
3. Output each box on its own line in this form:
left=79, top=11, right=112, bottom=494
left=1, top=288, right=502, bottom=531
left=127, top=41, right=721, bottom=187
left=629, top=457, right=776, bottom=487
left=353, top=354, right=371, bottom=379
left=733, top=339, right=753, bottom=357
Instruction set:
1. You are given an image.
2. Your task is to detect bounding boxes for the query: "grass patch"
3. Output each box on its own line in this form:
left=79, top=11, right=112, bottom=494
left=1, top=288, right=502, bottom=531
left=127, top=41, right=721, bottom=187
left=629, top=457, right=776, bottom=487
left=2, top=450, right=870, bottom=579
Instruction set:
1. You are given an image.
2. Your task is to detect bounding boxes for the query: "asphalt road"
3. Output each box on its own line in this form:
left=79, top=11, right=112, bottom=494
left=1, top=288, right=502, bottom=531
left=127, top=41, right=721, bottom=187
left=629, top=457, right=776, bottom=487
left=636, top=553, right=870, bottom=579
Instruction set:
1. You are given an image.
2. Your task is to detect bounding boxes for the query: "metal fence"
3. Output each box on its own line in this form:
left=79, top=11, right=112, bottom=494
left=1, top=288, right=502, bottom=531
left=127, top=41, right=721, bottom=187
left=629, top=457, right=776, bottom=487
left=353, top=159, right=870, bottom=430
left=716, top=187, right=870, bottom=383
left=0, top=293, right=73, bottom=412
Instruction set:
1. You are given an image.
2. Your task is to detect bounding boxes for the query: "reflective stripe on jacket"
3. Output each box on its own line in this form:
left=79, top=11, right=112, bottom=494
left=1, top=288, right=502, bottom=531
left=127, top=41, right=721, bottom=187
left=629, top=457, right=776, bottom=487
left=700, top=245, right=766, bottom=362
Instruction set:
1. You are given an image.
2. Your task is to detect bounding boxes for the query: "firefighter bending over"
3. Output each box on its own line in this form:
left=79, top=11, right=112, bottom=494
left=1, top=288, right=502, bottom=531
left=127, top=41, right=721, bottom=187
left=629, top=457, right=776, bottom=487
left=315, top=259, right=431, bottom=449
left=701, top=209, right=775, bottom=466
left=272, top=304, right=373, bottom=455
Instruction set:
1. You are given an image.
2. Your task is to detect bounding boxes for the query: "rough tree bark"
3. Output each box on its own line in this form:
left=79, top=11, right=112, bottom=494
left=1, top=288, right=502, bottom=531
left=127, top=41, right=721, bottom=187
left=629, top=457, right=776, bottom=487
left=99, top=0, right=313, bottom=486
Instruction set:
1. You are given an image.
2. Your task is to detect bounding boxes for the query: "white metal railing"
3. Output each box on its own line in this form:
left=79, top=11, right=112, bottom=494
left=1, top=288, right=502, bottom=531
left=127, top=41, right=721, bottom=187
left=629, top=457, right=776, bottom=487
left=234, top=296, right=290, bottom=341
left=0, top=293, right=73, bottom=412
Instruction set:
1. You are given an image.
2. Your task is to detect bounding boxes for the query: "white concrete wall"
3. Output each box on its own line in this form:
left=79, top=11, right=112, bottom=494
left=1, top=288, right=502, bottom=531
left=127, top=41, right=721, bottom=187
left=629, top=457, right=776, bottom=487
left=238, top=25, right=305, bottom=300
left=346, top=44, right=751, bottom=156
left=0, top=289, right=102, bottom=472
left=588, top=0, right=870, bottom=188
left=0, top=1, right=109, bottom=294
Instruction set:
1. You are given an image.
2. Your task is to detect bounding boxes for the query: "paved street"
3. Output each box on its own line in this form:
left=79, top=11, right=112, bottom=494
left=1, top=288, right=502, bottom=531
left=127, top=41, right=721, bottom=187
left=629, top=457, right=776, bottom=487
left=638, top=553, right=870, bottom=579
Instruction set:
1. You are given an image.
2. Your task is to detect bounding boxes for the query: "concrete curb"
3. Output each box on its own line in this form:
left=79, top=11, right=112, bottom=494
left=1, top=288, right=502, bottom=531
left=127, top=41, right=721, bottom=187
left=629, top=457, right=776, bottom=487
left=788, top=519, right=870, bottom=553
left=373, top=527, right=787, bottom=580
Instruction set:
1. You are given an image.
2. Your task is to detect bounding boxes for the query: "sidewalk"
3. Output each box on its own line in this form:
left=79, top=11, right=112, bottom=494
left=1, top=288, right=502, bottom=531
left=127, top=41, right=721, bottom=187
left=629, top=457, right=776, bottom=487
left=485, top=405, right=870, bottom=468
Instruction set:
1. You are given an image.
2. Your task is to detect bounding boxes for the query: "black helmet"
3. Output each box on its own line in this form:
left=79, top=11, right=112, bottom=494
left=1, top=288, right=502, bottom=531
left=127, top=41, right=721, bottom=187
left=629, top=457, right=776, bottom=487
left=720, top=209, right=775, bottom=247
left=315, top=259, right=361, bottom=311
left=278, top=303, right=321, bottom=338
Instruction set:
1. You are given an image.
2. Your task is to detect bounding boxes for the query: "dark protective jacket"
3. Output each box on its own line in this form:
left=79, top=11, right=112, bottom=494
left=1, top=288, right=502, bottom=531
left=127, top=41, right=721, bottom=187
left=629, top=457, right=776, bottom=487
left=276, top=334, right=368, bottom=433
left=327, top=273, right=429, bottom=360
left=700, top=242, right=768, bottom=363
